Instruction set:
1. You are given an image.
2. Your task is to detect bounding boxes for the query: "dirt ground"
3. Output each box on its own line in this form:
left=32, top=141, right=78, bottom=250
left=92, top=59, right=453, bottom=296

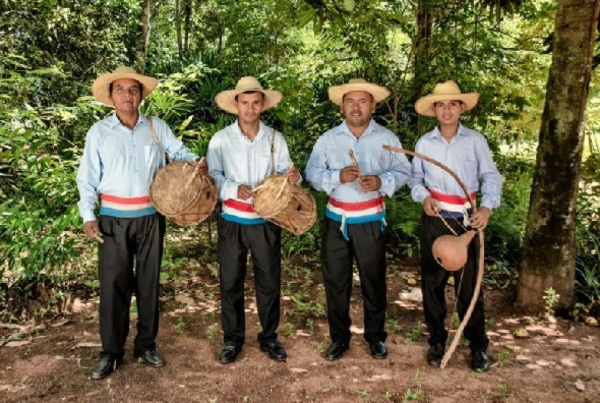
left=1, top=261, right=599, bottom=403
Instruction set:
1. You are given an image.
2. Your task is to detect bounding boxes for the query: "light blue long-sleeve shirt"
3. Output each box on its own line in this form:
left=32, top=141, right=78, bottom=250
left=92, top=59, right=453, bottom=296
left=305, top=119, right=412, bottom=202
left=206, top=120, right=300, bottom=203
left=410, top=124, right=502, bottom=210
left=76, top=113, right=198, bottom=223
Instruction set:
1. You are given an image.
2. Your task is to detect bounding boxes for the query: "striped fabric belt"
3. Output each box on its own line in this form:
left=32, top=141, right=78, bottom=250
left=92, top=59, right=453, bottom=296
left=325, top=196, right=386, bottom=240
left=429, top=189, right=475, bottom=222
left=221, top=199, right=267, bottom=225
left=100, top=194, right=157, bottom=218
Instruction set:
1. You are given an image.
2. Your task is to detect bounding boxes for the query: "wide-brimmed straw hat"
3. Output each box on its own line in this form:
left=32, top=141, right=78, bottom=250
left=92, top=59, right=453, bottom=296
left=415, top=80, right=479, bottom=117
left=91, top=66, right=158, bottom=107
left=215, top=76, right=283, bottom=114
left=328, top=79, right=390, bottom=106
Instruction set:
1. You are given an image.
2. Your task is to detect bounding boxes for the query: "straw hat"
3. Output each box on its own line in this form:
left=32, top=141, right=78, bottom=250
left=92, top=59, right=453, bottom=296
left=215, top=76, right=283, bottom=114
left=415, top=80, right=479, bottom=117
left=91, top=66, right=158, bottom=107
left=328, top=79, right=390, bottom=106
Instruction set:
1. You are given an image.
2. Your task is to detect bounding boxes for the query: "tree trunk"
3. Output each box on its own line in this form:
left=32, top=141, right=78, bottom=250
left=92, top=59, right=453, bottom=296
left=175, top=0, right=183, bottom=58
left=183, top=0, right=192, bottom=56
left=517, top=0, right=600, bottom=312
left=413, top=0, right=432, bottom=136
left=135, top=0, right=151, bottom=72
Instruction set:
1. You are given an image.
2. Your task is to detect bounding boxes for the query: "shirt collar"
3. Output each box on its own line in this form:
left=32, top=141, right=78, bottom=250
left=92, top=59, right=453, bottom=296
left=338, top=118, right=379, bottom=137
left=108, top=112, right=147, bottom=129
left=430, top=123, right=468, bottom=140
left=232, top=119, right=268, bottom=141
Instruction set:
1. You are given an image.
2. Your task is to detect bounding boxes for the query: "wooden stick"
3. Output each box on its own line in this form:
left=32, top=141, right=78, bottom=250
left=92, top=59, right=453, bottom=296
left=383, top=144, right=483, bottom=369
left=348, top=150, right=360, bottom=172
left=93, top=233, right=104, bottom=244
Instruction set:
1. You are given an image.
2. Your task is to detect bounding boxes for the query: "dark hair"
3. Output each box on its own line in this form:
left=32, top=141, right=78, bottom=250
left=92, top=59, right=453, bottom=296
left=235, top=91, right=265, bottom=102
left=109, top=81, right=143, bottom=96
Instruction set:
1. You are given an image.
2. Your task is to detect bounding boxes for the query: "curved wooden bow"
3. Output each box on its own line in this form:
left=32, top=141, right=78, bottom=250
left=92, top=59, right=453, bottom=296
left=383, top=144, right=485, bottom=369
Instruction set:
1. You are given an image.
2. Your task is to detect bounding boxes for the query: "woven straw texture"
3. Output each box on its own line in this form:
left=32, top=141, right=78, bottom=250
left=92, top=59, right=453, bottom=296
left=150, top=161, right=217, bottom=226
left=253, top=174, right=316, bottom=235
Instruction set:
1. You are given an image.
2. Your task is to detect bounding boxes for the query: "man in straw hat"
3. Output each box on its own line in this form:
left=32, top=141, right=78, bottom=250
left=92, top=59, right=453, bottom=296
left=306, top=79, right=411, bottom=361
left=76, top=66, right=207, bottom=380
left=206, top=76, right=300, bottom=364
left=412, top=80, right=502, bottom=372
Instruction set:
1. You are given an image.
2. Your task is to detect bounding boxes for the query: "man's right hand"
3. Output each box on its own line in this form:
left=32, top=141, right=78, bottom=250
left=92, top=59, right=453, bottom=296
left=340, top=166, right=361, bottom=183
left=237, top=184, right=254, bottom=200
left=83, top=220, right=103, bottom=242
left=423, top=196, right=441, bottom=216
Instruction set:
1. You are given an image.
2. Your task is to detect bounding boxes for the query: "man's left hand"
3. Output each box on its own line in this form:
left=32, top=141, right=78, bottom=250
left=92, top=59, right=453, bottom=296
left=359, top=175, right=381, bottom=192
left=286, top=165, right=300, bottom=184
left=194, top=158, right=208, bottom=177
left=470, top=207, right=491, bottom=229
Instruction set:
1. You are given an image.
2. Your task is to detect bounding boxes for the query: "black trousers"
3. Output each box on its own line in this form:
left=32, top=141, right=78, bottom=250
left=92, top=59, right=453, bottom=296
left=321, top=217, right=388, bottom=344
left=420, top=214, right=489, bottom=352
left=97, top=214, right=166, bottom=358
left=217, top=217, right=282, bottom=347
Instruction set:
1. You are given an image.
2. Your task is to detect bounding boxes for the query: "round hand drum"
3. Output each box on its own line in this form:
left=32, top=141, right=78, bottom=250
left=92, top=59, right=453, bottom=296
left=150, top=161, right=217, bottom=226
left=253, top=174, right=317, bottom=235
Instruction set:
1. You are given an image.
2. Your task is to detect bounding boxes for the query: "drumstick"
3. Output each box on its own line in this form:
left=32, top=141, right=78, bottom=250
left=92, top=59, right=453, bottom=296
left=348, top=149, right=360, bottom=172
left=348, top=149, right=366, bottom=193
left=94, top=233, right=104, bottom=244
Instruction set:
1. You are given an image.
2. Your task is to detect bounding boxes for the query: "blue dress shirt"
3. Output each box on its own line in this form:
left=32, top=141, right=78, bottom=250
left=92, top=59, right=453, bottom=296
left=410, top=124, right=502, bottom=210
left=76, top=113, right=198, bottom=223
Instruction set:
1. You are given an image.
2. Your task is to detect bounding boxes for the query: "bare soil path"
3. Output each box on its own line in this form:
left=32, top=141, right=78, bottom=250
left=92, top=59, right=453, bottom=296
left=1, top=264, right=599, bottom=403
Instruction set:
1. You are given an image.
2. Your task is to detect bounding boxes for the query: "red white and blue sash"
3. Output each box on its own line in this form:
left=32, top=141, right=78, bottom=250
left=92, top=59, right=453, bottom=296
left=325, top=196, right=386, bottom=239
left=221, top=199, right=267, bottom=225
left=429, top=189, right=475, bottom=220
left=100, top=194, right=157, bottom=218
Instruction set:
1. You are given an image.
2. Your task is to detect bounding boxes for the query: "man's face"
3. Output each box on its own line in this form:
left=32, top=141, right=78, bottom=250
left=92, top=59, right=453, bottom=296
left=433, top=100, right=465, bottom=126
left=340, top=91, right=375, bottom=128
left=110, top=78, right=142, bottom=114
left=234, top=92, right=265, bottom=125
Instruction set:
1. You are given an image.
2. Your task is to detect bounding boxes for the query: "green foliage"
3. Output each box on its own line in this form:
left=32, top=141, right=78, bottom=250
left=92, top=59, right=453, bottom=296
left=404, top=322, right=425, bottom=342
left=542, top=287, right=560, bottom=319
left=204, top=322, right=219, bottom=340
left=402, top=371, right=424, bottom=402
left=574, top=154, right=600, bottom=312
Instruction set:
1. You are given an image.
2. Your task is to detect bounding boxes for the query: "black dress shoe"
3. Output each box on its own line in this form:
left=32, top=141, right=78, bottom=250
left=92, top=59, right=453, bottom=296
left=471, top=351, right=490, bottom=372
left=219, top=341, right=242, bottom=364
left=369, top=341, right=388, bottom=359
left=91, top=355, right=118, bottom=380
left=325, top=341, right=349, bottom=361
left=134, top=349, right=166, bottom=368
left=260, top=339, right=287, bottom=362
left=427, top=343, right=445, bottom=367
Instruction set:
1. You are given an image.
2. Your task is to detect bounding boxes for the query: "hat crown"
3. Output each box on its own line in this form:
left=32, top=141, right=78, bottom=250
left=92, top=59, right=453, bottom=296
left=112, top=66, right=138, bottom=75
left=348, top=78, right=368, bottom=85
left=235, top=76, right=264, bottom=92
left=432, top=80, right=463, bottom=96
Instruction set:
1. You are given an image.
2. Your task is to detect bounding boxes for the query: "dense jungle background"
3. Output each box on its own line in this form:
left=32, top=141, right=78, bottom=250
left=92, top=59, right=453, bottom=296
left=1, top=1, right=600, bottom=402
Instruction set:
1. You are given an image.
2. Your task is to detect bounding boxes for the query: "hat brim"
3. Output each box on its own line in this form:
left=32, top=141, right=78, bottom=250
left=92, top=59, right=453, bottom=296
left=415, top=93, right=479, bottom=117
left=92, top=72, right=158, bottom=107
left=215, top=89, right=283, bottom=114
left=328, top=83, right=390, bottom=105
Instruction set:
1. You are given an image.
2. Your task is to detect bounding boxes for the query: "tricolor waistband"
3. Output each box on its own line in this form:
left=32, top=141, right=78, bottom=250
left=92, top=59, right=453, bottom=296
left=221, top=199, right=266, bottom=225
left=100, top=194, right=157, bottom=218
left=325, top=196, right=386, bottom=240
left=429, top=189, right=475, bottom=219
